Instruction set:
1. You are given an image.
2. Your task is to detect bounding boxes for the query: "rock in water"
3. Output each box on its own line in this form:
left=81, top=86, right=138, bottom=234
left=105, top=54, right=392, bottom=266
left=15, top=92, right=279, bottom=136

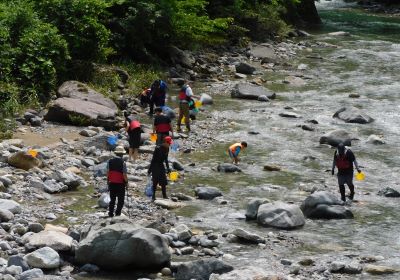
left=217, top=163, right=241, bottom=173
left=24, top=247, right=60, bottom=269
left=175, top=259, right=234, bottom=280
left=333, top=107, right=374, bottom=124
left=319, top=129, right=354, bottom=147
left=75, top=221, right=171, bottom=270
left=301, top=191, right=353, bottom=219
left=231, top=228, right=264, bottom=244
left=7, top=151, right=41, bottom=170
left=367, top=135, right=385, bottom=145
left=245, top=198, right=269, bottom=220
left=257, top=201, right=305, bottom=229
left=378, top=187, right=400, bottom=198
left=200, top=93, right=213, bottom=105
left=231, top=83, right=276, bottom=100
left=195, top=186, right=222, bottom=200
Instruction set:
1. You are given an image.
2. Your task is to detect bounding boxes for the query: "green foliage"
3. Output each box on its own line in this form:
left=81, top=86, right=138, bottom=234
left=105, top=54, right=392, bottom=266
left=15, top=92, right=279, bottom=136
left=68, top=113, right=91, bottom=126
left=120, top=63, right=162, bottom=94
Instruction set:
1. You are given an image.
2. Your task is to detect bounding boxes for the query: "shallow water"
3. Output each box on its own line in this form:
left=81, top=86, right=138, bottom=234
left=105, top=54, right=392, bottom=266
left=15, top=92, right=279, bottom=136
left=172, top=1, right=400, bottom=278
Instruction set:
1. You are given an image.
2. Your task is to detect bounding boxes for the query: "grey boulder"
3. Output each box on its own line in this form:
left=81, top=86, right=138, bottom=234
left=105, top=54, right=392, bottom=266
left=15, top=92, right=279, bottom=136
left=378, top=187, right=400, bottom=198
left=248, top=45, right=277, bottom=62
left=301, top=191, right=353, bottom=219
left=217, top=163, right=241, bottom=173
left=245, top=198, right=269, bottom=220
left=75, top=221, right=171, bottom=270
left=333, top=107, right=374, bottom=124
left=0, top=208, right=14, bottom=222
left=195, top=186, right=222, bottom=200
left=0, top=199, right=21, bottom=214
left=20, top=268, right=44, bottom=280
left=200, top=93, right=213, bottom=105
left=98, top=193, right=110, bottom=208
left=26, top=230, right=73, bottom=251
left=24, top=247, right=60, bottom=269
left=319, top=129, right=354, bottom=147
left=175, top=258, right=234, bottom=280
left=231, top=83, right=276, bottom=100
left=235, top=62, right=256, bottom=75
left=231, top=228, right=264, bottom=244
left=257, top=201, right=305, bottom=229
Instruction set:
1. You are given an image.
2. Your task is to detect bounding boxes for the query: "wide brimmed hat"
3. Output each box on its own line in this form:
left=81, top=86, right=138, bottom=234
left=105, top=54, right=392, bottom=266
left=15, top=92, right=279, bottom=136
left=114, top=145, right=126, bottom=155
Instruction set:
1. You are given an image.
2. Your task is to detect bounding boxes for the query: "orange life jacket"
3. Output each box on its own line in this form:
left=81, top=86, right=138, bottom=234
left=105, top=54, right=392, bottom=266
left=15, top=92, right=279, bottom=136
left=229, top=143, right=242, bottom=153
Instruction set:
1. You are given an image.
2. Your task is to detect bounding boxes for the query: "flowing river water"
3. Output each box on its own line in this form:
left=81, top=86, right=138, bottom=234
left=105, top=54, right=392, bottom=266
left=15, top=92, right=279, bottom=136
left=167, top=0, right=400, bottom=279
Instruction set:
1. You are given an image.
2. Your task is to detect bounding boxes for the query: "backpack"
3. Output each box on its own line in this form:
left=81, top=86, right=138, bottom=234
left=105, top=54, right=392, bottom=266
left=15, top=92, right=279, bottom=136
left=335, top=150, right=351, bottom=169
left=179, top=85, right=189, bottom=101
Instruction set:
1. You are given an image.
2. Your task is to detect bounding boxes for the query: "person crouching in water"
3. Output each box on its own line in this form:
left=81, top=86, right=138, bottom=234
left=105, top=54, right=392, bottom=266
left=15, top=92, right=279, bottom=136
left=124, top=112, right=143, bottom=162
left=107, top=145, right=128, bottom=217
left=228, top=142, right=247, bottom=165
left=147, top=136, right=172, bottom=201
left=332, top=143, right=362, bottom=202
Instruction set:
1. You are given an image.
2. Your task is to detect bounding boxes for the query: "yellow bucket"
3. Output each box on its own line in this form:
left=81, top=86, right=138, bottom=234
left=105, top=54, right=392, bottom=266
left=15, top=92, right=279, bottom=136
left=195, top=100, right=202, bottom=108
left=169, top=171, right=179, bottom=181
left=150, top=133, right=157, bottom=142
left=181, top=116, right=186, bottom=124
left=27, top=149, right=38, bottom=158
left=355, top=172, right=365, bottom=181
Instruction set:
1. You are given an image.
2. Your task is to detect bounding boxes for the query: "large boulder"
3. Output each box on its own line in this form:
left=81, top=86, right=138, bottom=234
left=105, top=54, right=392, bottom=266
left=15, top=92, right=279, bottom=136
left=319, top=129, right=354, bottom=147
left=235, top=62, right=256, bottom=75
left=217, top=163, right=241, bottom=173
left=26, top=230, right=73, bottom=251
left=45, top=81, right=118, bottom=129
left=257, top=202, right=305, bottom=229
left=301, top=191, right=353, bottom=219
left=75, top=221, right=171, bottom=270
left=175, top=259, right=234, bottom=280
left=245, top=198, right=269, bottom=220
left=0, top=199, right=21, bottom=214
left=24, top=247, right=60, bottom=269
left=333, top=107, right=374, bottom=124
left=195, top=186, right=222, bottom=200
left=7, top=151, right=42, bottom=170
left=231, top=83, right=276, bottom=100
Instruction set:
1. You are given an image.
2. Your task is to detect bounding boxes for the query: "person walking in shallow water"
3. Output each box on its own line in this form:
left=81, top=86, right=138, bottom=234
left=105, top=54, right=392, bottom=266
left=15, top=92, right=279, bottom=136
left=107, top=146, right=128, bottom=217
left=228, top=142, right=247, bottom=165
left=332, top=143, right=361, bottom=202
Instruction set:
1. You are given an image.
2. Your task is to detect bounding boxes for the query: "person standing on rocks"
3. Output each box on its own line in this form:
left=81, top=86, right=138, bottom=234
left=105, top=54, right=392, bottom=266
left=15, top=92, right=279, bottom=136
left=125, top=112, right=142, bottom=162
left=107, top=145, right=128, bottom=217
left=147, top=136, right=172, bottom=201
left=177, top=80, right=198, bottom=133
left=153, top=107, right=173, bottom=145
left=332, top=143, right=361, bottom=202
left=149, top=79, right=168, bottom=115
left=228, top=142, right=248, bottom=165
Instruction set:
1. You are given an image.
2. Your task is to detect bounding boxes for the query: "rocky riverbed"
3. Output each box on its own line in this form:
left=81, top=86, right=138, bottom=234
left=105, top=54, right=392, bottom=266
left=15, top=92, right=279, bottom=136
left=2, top=3, right=400, bottom=279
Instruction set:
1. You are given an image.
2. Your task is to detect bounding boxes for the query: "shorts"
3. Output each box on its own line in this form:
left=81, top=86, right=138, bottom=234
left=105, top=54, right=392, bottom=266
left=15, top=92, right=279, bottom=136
left=128, top=129, right=141, bottom=149
left=152, top=172, right=168, bottom=186
left=228, top=149, right=235, bottom=158
left=338, top=174, right=353, bottom=186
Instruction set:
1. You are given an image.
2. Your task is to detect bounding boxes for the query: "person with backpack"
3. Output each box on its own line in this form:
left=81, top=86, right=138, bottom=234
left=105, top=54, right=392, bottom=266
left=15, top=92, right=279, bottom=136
left=228, top=142, right=248, bottom=165
left=177, top=80, right=198, bottom=132
left=331, top=143, right=362, bottom=202
left=149, top=79, right=167, bottom=115
left=147, top=136, right=172, bottom=201
left=107, top=145, right=128, bottom=217
left=124, top=112, right=143, bottom=162
left=153, top=107, right=173, bottom=145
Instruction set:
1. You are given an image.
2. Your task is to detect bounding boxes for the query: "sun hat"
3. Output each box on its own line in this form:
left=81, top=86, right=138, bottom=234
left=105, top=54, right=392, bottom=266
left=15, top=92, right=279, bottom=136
left=164, top=136, right=173, bottom=145
left=114, top=145, right=126, bottom=155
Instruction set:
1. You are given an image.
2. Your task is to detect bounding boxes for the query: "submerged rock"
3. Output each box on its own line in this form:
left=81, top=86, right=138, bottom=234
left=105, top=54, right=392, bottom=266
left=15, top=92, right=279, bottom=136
left=175, top=259, right=234, bottom=280
left=257, top=201, right=305, bottom=229
left=333, top=107, right=374, bottom=124
left=367, top=134, right=385, bottom=145
left=231, top=83, right=276, bottom=100
left=217, top=163, right=241, bottom=173
left=195, top=186, right=222, bottom=200
left=378, top=187, right=400, bottom=198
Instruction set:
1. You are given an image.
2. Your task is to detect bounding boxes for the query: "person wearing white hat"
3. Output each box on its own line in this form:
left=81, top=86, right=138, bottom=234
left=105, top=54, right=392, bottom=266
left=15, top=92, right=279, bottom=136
left=107, top=145, right=128, bottom=217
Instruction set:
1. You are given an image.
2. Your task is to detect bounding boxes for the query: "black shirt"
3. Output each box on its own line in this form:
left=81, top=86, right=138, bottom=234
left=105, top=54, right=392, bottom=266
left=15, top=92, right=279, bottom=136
left=148, top=146, right=170, bottom=175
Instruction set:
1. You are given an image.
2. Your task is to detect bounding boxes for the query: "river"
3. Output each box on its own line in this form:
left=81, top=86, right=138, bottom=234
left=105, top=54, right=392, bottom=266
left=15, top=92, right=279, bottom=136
left=170, top=0, right=400, bottom=279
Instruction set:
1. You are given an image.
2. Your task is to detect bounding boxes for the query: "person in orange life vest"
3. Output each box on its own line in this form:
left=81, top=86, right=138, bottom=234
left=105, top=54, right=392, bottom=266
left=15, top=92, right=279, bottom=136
left=332, top=143, right=361, bottom=202
left=124, top=112, right=143, bottom=162
left=107, top=145, right=128, bottom=217
left=153, top=107, right=174, bottom=145
left=228, top=142, right=248, bottom=165
left=147, top=136, right=172, bottom=201
left=176, top=80, right=198, bottom=133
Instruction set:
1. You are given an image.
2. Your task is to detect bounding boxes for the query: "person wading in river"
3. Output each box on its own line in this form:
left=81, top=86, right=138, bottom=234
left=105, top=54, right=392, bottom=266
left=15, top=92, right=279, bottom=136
left=228, top=142, right=247, bottom=165
left=148, top=136, right=172, bottom=201
left=153, top=107, right=173, bottom=145
left=331, top=143, right=361, bottom=202
left=107, top=145, right=128, bottom=217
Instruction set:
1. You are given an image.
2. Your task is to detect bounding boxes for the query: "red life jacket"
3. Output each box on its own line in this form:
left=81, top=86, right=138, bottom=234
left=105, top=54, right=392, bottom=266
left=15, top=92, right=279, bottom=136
left=108, top=158, right=125, bottom=184
left=335, top=150, right=351, bottom=169
left=179, top=85, right=188, bottom=101
left=156, top=123, right=171, bottom=133
left=129, top=120, right=140, bottom=131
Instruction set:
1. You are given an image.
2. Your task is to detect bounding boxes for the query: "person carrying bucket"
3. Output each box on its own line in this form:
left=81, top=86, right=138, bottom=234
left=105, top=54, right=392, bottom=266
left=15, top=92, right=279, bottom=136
left=153, top=107, right=173, bottom=145
left=228, top=142, right=247, bottom=165
left=107, top=145, right=128, bottom=217
left=331, top=143, right=362, bottom=202
left=176, top=80, right=198, bottom=133
left=147, top=136, right=172, bottom=201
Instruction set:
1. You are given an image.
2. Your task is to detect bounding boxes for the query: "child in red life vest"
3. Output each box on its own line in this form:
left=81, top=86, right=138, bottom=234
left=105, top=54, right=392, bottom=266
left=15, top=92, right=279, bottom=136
left=332, top=143, right=362, bottom=202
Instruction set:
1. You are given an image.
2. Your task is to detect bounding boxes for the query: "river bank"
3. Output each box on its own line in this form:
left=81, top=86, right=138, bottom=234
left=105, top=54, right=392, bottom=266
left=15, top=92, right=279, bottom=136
left=2, top=3, right=400, bottom=279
